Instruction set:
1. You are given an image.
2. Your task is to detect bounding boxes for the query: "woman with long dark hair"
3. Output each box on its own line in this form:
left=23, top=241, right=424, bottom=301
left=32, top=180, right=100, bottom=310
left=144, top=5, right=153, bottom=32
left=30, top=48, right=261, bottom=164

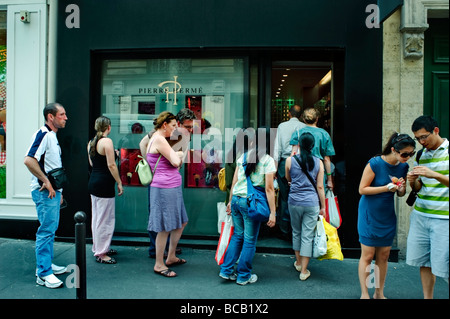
left=357, top=132, right=415, bottom=299
left=219, top=127, right=277, bottom=285
left=285, top=132, right=325, bottom=281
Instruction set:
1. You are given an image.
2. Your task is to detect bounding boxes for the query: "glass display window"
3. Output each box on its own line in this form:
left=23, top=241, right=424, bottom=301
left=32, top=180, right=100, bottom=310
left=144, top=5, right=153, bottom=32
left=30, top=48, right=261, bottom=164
left=100, top=57, right=245, bottom=234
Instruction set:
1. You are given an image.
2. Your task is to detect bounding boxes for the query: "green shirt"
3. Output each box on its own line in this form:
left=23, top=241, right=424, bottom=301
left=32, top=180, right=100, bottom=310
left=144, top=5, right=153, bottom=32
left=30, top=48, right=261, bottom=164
left=289, top=126, right=335, bottom=160
left=414, top=139, right=449, bottom=219
left=232, top=153, right=276, bottom=198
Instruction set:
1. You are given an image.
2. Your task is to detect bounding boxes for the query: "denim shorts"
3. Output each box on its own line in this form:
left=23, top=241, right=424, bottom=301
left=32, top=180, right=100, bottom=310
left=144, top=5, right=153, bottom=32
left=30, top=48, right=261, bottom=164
left=406, top=211, right=449, bottom=279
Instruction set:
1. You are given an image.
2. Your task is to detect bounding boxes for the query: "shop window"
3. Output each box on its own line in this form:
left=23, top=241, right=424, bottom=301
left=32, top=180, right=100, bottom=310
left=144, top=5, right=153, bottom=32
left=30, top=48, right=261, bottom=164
left=100, top=57, right=245, bottom=234
left=0, top=11, right=6, bottom=198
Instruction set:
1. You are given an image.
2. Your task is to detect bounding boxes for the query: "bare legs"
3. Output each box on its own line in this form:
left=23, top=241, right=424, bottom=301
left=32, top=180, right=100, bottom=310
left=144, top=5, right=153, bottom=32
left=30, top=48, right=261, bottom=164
left=294, top=250, right=311, bottom=277
left=358, top=243, right=391, bottom=299
left=420, top=267, right=436, bottom=299
left=153, top=222, right=187, bottom=276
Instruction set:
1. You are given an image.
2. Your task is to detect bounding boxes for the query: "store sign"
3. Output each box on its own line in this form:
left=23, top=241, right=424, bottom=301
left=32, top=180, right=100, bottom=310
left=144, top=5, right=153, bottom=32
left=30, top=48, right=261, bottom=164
left=138, top=75, right=203, bottom=105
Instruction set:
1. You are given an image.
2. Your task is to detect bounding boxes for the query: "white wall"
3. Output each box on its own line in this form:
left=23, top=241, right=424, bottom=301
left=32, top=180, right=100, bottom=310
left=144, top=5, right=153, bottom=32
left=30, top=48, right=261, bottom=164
left=0, top=1, right=47, bottom=219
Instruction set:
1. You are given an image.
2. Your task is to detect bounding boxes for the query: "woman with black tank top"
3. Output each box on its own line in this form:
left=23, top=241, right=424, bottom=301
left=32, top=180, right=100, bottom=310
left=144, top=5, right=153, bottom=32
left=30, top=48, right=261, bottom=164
left=87, top=116, right=123, bottom=264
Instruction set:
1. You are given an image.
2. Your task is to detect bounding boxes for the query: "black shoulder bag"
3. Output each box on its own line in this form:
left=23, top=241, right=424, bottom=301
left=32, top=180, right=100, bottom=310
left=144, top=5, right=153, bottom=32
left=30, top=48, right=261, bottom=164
left=39, top=152, right=68, bottom=190
left=406, top=149, right=423, bottom=206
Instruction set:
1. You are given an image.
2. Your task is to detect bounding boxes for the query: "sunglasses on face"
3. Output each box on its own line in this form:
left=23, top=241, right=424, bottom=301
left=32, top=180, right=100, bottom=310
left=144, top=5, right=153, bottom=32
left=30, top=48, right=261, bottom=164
left=396, top=150, right=416, bottom=158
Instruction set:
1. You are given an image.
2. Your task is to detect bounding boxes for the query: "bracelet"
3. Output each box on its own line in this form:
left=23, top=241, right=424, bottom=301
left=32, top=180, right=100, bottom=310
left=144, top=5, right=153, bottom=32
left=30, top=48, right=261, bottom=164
left=326, top=172, right=332, bottom=176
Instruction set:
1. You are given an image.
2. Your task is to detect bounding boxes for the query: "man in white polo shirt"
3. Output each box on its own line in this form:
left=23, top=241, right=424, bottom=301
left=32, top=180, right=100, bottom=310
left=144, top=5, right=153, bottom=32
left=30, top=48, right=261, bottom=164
left=24, top=103, right=68, bottom=288
left=407, top=115, right=449, bottom=299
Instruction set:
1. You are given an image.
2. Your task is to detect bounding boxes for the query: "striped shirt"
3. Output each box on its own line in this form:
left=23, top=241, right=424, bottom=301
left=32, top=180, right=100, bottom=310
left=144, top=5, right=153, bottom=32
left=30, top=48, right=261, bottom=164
left=413, top=138, right=449, bottom=219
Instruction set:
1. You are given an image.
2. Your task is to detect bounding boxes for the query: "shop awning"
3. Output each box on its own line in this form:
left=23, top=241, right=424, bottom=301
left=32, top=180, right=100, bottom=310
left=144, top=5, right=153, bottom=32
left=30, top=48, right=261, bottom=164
left=378, top=0, right=404, bottom=23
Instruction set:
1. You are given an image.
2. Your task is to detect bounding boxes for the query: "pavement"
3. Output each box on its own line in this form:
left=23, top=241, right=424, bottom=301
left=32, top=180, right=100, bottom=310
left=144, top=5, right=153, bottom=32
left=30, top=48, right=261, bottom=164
left=0, top=236, right=448, bottom=313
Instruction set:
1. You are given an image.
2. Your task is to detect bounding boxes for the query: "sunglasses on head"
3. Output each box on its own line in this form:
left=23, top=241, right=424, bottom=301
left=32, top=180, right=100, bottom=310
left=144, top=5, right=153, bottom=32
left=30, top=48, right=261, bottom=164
left=396, top=150, right=416, bottom=158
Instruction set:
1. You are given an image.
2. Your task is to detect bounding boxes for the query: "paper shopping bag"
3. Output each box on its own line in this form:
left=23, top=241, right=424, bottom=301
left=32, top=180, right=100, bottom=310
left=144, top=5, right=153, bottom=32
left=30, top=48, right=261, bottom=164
left=325, top=189, right=342, bottom=229
left=215, top=214, right=234, bottom=265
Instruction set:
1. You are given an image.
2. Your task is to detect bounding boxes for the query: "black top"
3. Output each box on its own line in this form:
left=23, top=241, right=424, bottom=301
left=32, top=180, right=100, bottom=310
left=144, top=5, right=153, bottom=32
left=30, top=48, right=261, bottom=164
left=88, top=143, right=116, bottom=198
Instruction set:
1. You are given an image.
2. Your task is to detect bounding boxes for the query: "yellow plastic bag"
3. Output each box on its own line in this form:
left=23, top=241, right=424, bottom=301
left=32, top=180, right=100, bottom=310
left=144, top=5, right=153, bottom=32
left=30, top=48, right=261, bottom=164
left=318, top=219, right=344, bottom=261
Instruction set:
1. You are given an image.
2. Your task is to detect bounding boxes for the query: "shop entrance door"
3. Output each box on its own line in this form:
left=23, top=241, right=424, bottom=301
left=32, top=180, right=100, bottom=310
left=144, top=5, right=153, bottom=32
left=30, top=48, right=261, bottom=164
left=271, top=61, right=333, bottom=131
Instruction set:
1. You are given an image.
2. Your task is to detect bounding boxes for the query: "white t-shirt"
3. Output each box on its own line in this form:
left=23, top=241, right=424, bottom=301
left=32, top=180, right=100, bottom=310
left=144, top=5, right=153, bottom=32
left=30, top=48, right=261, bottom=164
left=25, top=124, right=62, bottom=191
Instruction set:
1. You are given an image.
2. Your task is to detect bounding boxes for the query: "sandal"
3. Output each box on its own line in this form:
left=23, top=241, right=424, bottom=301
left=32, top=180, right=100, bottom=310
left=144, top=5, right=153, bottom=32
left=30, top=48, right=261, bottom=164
left=106, top=249, right=118, bottom=256
left=166, top=258, right=186, bottom=267
left=96, top=256, right=117, bottom=264
left=154, top=268, right=177, bottom=277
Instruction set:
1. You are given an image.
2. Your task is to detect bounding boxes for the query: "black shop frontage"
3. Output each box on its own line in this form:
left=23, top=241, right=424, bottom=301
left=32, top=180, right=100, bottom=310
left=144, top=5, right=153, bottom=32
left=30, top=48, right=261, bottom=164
left=2, top=0, right=384, bottom=255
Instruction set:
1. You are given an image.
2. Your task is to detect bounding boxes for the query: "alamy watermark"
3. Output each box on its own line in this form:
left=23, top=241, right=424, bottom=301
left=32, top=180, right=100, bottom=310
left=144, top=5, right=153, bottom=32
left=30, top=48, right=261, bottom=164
left=365, top=264, right=380, bottom=289
left=365, top=4, right=380, bottom=29
left=64, top=264, right=80, bottom=288
left=65, top=4, right=80, bottom=29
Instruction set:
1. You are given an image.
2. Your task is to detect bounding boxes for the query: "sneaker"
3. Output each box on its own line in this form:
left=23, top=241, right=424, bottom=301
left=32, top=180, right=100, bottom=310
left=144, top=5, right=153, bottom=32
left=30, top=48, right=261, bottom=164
left=36, top=274, right=63, bottom=288
left=35, top=264, right=68, bottom=276
left=237, top=274, right=258, bottom=285
left=219, top=272, right=237, bottom=281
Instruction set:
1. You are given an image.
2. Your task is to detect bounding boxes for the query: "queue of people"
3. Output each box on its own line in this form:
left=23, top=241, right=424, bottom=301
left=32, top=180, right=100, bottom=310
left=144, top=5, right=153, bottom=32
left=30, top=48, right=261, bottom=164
left=24, top=103, right=448, bottom=299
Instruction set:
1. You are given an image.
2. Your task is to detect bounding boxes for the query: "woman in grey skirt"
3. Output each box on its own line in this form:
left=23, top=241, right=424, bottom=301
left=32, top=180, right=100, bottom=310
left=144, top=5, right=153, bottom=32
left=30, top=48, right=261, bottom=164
left=285, top=132, right=325, bottom=280
left=147, top=112, right=187, bottom=277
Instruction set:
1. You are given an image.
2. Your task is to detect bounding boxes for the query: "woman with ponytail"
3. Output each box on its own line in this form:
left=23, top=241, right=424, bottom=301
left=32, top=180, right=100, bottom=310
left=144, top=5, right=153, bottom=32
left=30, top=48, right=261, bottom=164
left=87, top=116, right=123, bottom=264
left=285, top=132, right=325, bottom=281
left=357, top=132, right=415, bottom=299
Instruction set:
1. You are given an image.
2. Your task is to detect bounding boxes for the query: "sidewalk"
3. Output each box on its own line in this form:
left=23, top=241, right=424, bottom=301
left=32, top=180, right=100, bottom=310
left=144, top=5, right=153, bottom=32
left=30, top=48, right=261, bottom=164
left=0, top=237, right=448, bottom=301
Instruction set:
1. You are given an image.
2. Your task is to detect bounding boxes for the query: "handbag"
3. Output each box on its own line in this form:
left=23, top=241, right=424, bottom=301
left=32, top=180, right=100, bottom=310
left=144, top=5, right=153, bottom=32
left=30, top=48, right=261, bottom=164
left=243, top=153, right=271, bottom=222
left=313, top=215, right=327, bottom=258
left=47, top=167, right=68, bottom=189
left=215, top=214, right=234, bottom=265
left=135, top=154, right=161, bottom=186
left=218, top=167, right=227, bottom=192
left=325, top=189, right=342, bottom=229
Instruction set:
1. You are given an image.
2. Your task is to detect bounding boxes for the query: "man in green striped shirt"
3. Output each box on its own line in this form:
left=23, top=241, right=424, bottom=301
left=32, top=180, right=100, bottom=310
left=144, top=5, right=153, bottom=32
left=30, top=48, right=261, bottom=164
left=407, top=115, right=449, bottom=299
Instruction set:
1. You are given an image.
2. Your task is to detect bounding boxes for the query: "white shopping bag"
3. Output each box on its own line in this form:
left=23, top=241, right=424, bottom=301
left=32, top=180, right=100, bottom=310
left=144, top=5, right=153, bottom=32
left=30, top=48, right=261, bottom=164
left=325, top=189, right=342, bottom=229
left=313, top=215, right=327, bottom=258
left=215, top=214, right=234, bottom=265
left=217, top=202, right=227, bottom=234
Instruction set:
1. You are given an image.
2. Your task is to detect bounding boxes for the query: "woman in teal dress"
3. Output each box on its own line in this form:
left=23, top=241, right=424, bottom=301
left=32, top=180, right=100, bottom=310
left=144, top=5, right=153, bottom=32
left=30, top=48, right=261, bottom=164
left=357, top=133, right=416, bottom=299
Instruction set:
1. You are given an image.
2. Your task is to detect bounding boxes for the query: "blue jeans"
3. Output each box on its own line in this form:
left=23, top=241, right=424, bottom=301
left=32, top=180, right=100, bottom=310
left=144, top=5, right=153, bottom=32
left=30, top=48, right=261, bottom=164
left=220, top=195, right=261, bottom=283
left=32, top=189, right=61, bottom=277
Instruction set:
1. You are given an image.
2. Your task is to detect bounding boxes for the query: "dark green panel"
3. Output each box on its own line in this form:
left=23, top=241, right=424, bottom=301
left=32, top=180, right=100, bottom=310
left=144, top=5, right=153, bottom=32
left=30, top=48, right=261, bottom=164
left=424, top=19, right=449, bottom=138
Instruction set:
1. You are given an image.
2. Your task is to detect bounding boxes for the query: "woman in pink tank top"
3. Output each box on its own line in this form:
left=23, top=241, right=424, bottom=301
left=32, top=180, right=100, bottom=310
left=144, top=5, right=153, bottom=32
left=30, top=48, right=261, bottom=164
left=147, top=111, right=188, bottom=278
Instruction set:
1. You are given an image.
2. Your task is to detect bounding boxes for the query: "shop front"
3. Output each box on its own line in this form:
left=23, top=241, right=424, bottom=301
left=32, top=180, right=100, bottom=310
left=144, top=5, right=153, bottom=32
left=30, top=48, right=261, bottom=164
left=1, top=0, right=384, bottom=252
left=92, top=51, right=343, bottom=238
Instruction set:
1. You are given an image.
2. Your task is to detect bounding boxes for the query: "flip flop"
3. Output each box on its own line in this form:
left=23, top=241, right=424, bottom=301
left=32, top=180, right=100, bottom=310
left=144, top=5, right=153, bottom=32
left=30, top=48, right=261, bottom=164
left=154, top=268, right=177, bottom=277
left=166, top=258, right=187, bottom=267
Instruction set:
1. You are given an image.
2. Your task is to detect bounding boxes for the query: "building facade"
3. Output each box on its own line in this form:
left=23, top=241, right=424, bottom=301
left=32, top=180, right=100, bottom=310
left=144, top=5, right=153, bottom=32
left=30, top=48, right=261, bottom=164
left=0, top=0, right=448, bottom=258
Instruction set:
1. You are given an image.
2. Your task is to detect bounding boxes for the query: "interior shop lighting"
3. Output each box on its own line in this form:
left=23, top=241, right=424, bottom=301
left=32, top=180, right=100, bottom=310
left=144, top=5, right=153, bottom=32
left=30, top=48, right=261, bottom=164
left=320, top=70, right=332, bottom=85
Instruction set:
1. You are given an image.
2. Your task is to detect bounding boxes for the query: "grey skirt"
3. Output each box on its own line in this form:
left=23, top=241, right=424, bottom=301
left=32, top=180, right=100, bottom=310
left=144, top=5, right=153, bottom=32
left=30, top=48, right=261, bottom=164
left=147, top=186, right=188, bottom=232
